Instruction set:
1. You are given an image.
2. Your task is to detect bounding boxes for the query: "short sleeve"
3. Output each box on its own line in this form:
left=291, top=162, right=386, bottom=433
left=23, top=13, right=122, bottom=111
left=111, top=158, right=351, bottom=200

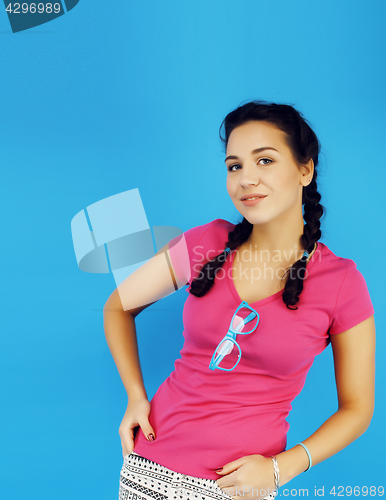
left=168, top=221, right=214, bottom=287
left=328, top=262, right=375, bottom=335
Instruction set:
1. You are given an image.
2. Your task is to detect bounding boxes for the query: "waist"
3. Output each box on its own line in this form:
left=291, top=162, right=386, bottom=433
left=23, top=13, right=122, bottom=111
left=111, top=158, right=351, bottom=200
left=133, top=405, right=288, bottom=480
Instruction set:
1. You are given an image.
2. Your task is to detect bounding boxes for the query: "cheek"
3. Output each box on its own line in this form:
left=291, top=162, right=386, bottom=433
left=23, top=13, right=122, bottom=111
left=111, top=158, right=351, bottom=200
left=275, top=178, right=300, bottom=205
left=275, top=173, right=298, bottom=192
left=226, top=177, right=234, bottom=195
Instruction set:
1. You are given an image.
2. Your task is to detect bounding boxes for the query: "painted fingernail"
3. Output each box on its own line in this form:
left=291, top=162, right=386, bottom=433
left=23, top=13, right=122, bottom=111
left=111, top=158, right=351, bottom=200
left=147, top=433, right=155, bottom=441
left=214, top=467, right=223, bottom=472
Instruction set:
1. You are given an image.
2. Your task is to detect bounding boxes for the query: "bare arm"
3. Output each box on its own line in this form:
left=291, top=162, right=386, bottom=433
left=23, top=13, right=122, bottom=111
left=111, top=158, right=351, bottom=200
left=103, top=241, right=188, bottom=455
left=103, top=241, right=188, bottom=400
left=103, top=297, right=152, bottom=401
left=276, top=314, right=376, bottom=485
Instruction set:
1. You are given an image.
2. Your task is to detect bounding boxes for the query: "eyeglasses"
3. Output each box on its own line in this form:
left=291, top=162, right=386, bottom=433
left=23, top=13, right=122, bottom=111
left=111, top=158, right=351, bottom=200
left=209, top=301, right=260, bottom=371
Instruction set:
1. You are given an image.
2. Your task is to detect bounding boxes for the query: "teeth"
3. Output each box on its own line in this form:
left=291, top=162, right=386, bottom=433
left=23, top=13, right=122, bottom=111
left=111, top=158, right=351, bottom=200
left=244, top=196, right=260, bottom=201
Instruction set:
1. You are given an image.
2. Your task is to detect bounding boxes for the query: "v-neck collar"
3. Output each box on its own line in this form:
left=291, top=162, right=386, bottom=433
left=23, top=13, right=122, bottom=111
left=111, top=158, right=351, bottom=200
left=226, top=242, right=320, bottom=307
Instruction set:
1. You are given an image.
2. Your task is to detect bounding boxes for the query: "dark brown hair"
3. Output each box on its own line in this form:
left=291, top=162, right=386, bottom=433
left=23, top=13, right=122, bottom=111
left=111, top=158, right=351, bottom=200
left=189, top=100, right=325, bottom=310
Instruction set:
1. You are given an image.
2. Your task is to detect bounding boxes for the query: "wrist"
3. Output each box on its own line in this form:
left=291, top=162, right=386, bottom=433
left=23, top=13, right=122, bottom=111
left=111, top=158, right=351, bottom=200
left=274, top=445, right=310, bottom=486
left=127, top=387, right=148, bottom=402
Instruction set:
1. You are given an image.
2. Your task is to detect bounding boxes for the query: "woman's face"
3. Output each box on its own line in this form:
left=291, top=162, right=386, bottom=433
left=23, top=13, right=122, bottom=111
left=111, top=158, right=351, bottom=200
left=225, top=120, right=312, bottom=226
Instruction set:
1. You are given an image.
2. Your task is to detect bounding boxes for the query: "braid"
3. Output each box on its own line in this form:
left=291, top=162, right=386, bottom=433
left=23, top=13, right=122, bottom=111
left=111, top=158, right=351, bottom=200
left=189, top=218, right=252, bottom=297
left=282, top=172, right=325, bottom=310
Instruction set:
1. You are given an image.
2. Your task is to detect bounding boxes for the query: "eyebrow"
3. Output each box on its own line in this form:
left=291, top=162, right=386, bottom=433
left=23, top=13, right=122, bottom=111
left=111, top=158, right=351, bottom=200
left=225, top=147, right=279, bottom=163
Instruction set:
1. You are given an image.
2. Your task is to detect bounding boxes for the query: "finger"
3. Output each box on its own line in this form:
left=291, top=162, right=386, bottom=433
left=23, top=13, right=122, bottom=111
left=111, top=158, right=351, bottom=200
left=224, top=487, right=239, bottom=500
left=217, top=483, right=236, bottom=496
left=216, top=469, right=239, bottom=488
left=137, top=415, right=156, bottom=441
left=219, top=457, right=248, bottom=475
left=119, top=423, right=134, bottom=442
left=121, top=441, right=133, bottom=458
left=120, top=428, right=135, bottom=458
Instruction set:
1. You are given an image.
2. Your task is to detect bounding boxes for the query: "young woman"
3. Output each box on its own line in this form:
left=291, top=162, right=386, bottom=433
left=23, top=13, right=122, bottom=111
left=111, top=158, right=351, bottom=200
left=103, top=100, right=376, bottom=500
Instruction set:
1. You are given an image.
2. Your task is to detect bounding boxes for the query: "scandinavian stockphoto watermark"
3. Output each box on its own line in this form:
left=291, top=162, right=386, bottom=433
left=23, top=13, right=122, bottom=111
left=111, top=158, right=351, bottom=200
left=3, top=0, right=79, bottom=33
left=191, top=244, right=323, bottom=283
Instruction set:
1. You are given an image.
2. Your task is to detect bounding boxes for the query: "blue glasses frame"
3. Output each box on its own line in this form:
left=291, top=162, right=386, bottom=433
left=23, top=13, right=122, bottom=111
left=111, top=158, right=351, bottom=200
left=209, top=301, right=260, bottom=371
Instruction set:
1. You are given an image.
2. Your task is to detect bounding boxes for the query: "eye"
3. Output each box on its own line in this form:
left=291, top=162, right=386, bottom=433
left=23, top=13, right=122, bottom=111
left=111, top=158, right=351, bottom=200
left=227, top=158, right=273, bottom=172
left=259, top=158, right=273, bottom=166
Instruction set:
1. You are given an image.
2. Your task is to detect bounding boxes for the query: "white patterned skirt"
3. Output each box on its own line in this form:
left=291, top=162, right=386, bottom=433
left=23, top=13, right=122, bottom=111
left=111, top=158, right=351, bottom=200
left=119, top=451, right=277, bottom=500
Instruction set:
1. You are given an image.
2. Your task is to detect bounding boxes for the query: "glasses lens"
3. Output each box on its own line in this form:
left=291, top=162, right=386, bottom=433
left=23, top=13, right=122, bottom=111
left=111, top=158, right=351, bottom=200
left=231, top=306, right=259, bottom=334
left=214, top=339, right=240, bottom=370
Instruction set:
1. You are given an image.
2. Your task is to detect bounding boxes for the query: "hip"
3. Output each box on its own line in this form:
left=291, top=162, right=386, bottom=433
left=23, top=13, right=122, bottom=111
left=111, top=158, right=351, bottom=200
left=119, top=451, right=277, bottom=500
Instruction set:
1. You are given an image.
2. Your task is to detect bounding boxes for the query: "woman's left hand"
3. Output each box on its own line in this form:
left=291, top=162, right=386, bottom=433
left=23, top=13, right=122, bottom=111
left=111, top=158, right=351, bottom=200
left=215, top=454, right=276, bottom=500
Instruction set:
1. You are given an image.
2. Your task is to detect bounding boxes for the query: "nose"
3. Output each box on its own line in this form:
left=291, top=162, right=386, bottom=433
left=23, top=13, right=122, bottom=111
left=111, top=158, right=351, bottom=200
left=239, top=162, right=260, bottom=187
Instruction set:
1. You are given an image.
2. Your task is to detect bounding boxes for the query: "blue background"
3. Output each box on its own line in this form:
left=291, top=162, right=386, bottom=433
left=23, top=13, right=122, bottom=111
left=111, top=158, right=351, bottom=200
left=0, top=1, right=384, bottom=498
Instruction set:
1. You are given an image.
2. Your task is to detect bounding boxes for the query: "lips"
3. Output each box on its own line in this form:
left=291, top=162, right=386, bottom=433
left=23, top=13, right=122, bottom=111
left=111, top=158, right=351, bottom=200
left=240, top=193, right=268, bottom=201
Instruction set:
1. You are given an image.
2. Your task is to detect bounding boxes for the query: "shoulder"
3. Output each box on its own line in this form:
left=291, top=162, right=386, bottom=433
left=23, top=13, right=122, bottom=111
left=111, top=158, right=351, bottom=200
left=204, top=217, right=236, bottom=234
left=197, top=218, right=235, bottom=246
left=321, top=243, right=375, bottom=336
left=314, top=241, right=361, bottom=279
left=193, top=217, right=235, bottom=231
left=183, top=217, right=235, bottom=244
left=177, top=218, right=236, bottom=264
left=315, top=242, right=373, bottom=313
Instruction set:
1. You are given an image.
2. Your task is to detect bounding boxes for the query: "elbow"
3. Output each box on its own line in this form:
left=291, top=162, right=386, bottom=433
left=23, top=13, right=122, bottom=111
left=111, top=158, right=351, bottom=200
left=102, top=295, right=119, bottom=329
left=363, top=404, right=375, bottom=432
left=340, top=402, right=374, bottom=435
left=359, top=412, right=374, bottom=436
left=103, top=289, right=124, bottom=315
left=103, top=299, right=111, bottom=314
left=102, top=300, right=111, bottom=318
left=358, top=408, right=374, bottom=434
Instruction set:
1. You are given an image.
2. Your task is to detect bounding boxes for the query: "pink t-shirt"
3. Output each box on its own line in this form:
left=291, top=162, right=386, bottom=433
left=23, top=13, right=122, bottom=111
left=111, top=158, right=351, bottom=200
left=133, top=218, right=375, bottom=479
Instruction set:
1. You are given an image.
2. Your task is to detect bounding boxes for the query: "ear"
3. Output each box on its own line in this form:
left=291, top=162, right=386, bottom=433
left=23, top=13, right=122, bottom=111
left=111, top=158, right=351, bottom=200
left=300, top=158, right=314, bottom=185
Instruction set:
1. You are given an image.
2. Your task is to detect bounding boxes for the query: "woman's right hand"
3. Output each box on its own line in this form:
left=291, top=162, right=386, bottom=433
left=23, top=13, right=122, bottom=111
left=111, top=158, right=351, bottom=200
left=119, top=397, right=156, bottom=458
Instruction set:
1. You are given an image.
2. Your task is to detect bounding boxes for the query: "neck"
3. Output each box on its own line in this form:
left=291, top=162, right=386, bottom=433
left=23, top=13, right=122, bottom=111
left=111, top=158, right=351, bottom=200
left=243, top=211, right=306, bottom=264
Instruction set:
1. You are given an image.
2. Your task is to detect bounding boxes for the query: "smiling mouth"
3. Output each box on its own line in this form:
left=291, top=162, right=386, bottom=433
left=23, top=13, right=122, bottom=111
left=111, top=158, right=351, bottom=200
left=240, top=193, right=268, bottom=201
